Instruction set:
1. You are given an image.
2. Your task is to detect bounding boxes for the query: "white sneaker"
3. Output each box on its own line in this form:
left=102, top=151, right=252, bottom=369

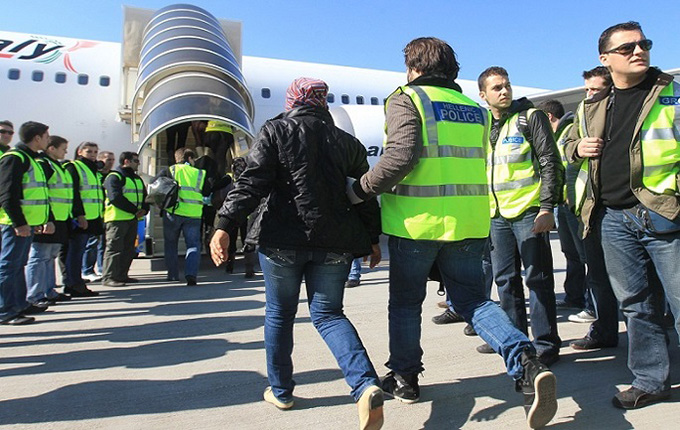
left=568, top=310, right=597, bottom=323
left=82, top=274, right=102, bottom=283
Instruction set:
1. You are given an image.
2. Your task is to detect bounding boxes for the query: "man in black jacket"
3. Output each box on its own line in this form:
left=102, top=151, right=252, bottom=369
left=478, top=67, right=564, bottom=365
left=210, top=77, right=384, bottom=430
left=101, top=152, right=148, bottom=287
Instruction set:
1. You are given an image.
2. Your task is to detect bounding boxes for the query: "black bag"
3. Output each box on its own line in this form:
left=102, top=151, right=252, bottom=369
left=623, top=204, right=680, bottom=235
left=147, top=176, right=179, bottom=210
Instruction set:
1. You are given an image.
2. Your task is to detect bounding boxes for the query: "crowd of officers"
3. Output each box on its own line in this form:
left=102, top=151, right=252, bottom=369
left=1, top=18, right=679, bottom=430
left=0, top=123, right=220, bottom=326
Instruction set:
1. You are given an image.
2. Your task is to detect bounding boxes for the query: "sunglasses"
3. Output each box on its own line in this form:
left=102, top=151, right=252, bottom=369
left=604, top=39, right=652, bottom=56
left=0, top=130, right=14, bottom=135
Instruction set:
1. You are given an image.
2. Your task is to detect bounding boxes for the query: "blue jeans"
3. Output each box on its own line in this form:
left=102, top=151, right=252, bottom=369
left=163, top=213, right=202, bottom=279
left=65, top=232, right=89, bottom=288
left=259, top=247, right=379, bottom=402
left=387, top=235, right=533, bottom=380
left=82, top=234, right=104, bottom=276
left=0, top=225, right=33, bottom=321
left=26, top=242, right=62, bottom=303
left=447, top=240, right=493, bottom=311
left=348, top=258, right=362, bottom=281
left=599, top=207, right=680, bottom=393
left=556, top=204, right=589, bottom=309
left=490, top=210, right=561, bottom=356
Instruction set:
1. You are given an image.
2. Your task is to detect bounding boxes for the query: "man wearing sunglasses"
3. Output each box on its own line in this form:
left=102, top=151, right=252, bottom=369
left=565, top=21, right=680, bottom=410
left=101, top=151, right=148, bottom=287
left=0, top=120, right=14, bottom=154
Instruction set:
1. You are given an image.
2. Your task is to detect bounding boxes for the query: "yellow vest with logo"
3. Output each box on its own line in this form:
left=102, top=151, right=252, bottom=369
left=487, top=109, right=541, bottom=218
left=69, top=160, right=104, bottom=220
left=205, top=121, right=233, bottom=133
left=39, top=157, right=73, bottom=222
left=0, top=149, right=50, bottom=226
left=380, top=85, right=490, bottom=241
left=168, top=164, right=205, bottom=218
left=104, top=171, right=145, bottom=222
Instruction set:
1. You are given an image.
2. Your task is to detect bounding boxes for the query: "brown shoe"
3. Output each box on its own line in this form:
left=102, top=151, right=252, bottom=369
left=358, top=385, right=384, bottom=430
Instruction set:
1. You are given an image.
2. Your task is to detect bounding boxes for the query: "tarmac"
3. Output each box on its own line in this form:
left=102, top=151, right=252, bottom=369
left=0, top=234, right=678, bottom=430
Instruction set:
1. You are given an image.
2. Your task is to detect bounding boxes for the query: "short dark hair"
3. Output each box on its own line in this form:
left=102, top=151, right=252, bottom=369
left=582, top=66, right=612, bottom=86
left=19, top=121, right=49, bottom=143
left=598, top=21, right=643, bottom=54
left=537, top=99, right=565, bottom=120
left=119, top=151, right=138, bottom=165
left=98, top=150, right=114, bottom=160
left=76, top=141, right=98, bottom=154
left=47, top=135, right=68, bottom=149
left=403, top=37, right=460, bottom=79
left=175, top=147, right=195, bottom=164
left=478, top=66, right=509, bottom=91
left=0, top=120, right=13, bottom=129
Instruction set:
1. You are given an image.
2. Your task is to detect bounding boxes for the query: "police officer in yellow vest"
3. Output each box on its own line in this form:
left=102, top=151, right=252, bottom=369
left=0, top=121, right=53, bottom=325
left=564, top=21, right=680, bottom=410
left=26, top=135, right=74, bottom=306
left=478, top=67, right=564, bottom=367
left=63, top=142, right=105, bottom=297
left=159, top=147, right=210, bottom=286
left=101, top=152, right=148, bottom=287
left=348, top=38, right=558, bottom=428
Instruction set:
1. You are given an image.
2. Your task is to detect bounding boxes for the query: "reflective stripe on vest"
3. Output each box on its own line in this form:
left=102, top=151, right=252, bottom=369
left=104, top=172, right=145, bottom=222
left=487, top=109, right=541, bottom=218
left=69, top=160, right=104, bottom=220
left=205, top=121, right=233, bottom=133
left=168, top=164, right=205, bottom=218
left=0, top=149, right=50, bottom=226
left=40, top=157, right=73, bottom=221
left=573, top=101, right=589, bottom=215
left=639, top=80, right=680, bottom=194
left=380, top=85, right=490, bottom=241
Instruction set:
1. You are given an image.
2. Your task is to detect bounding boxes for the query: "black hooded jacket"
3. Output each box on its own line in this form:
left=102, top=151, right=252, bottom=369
left=216, top=105, right=381, bottom=256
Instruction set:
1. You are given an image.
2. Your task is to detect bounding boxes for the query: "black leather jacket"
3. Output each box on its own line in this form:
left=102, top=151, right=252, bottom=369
left=216, top=106, right=381, bottom=256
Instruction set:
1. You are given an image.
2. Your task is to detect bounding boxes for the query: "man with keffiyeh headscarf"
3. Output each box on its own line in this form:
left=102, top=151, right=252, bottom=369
left=210, top=77, right=384, bottom=430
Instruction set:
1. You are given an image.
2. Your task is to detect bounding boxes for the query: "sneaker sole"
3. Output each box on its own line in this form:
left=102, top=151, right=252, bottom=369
left=382, top=389, right=419, bottom=404
left=527, top=371, right=557, bottom=429
left=358, top=386, right=384, bottom=430
left=568, top=315, right=597, bottom=323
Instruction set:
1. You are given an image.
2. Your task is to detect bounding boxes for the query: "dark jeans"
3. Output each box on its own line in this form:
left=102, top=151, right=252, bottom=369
left=163, top=213, right=201, bottom=279
left=599, top=207, right=680, bottom=393
left=103, top=220, right=138, bottom=282
left=556, top=204, right=587, bottom=309
left=65, top=232, right=89, bottom=289
left=0, top=225, right=33, bottom=321
left=258, top=247, right=379, bottom=402
left=490, top=210, right=561, bottom=357
left=387, top=235, right=533, bottom=380
left=82, top=234, right=104, bottom=276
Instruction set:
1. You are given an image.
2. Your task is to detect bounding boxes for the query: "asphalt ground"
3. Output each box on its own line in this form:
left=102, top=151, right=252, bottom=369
left=0, top=235, right=678, bottom=429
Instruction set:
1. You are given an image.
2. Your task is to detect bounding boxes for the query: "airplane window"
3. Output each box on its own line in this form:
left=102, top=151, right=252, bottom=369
left=356, top=96, right=364, bottom=105
left=261, top=88, right=270, bottom=99
left=77, top=74, right=89, bottom=85
left=370, top=97, right=379, bottom=105
left=32, top=71, right=44, bottom=82
left=55, top=72, right=67, bottom=84
left=341, top=94, right=350, bottom=104
left=327, top=93, right=335, bottom=103
left=99, top=76, right=111, bottom=87
left=8, top=69, right=20, bottom=80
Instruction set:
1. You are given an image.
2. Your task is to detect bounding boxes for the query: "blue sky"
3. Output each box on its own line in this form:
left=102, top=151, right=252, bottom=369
left=4, top=0, right=679, bottom=90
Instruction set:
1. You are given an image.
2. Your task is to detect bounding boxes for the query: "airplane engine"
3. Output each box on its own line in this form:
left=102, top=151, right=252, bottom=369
left=329, top=105, right=386, bottom=168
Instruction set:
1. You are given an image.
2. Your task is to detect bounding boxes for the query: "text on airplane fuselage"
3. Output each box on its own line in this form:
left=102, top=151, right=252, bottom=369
left=0, top=37, right=63, bottom=60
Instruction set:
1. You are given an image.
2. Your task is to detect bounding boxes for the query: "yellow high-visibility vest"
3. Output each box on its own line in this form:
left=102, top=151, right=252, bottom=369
left=0, top=149, right=50, bottom=226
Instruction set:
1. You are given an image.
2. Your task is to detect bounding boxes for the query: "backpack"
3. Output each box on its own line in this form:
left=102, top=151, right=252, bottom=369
left=147, top=176, right=179, bottom=210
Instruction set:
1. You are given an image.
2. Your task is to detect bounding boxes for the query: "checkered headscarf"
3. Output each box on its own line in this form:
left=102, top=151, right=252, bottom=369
left=284, top=77, right=329, bottom=111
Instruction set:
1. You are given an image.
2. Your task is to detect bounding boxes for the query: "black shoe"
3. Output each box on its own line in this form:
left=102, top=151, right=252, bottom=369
left=65, top=287, right=99, bottom=297
left=517, top=348, right=557, bottom=429
left=344, top=279, right=360, bottom=288
left=537, top=352, right=560, bottom=367
left=612, top=387, right=671, bottom=409
left=48, top=293, right=71, bottom=304
left=166, top=276, right=180, bottom=282
left=123, top=277, right=139, bottom=283
left=570, top=336, right=617, bottom=351
left=186, top=276, right=197, bottom=286
left=1, top=315, right=35, bottom=325
left=380, top=371, right=420, bottom=404
left=244, top=270, right=255, bottom=279
left=476, top=343, right=495, bottom=354
left=432, top=309, right=465, bottom=325
left=24, top=304, right=48, bottom=315
left=103, top=280, right=126, bottom=287
left=463, top=324, right=477, bottom=336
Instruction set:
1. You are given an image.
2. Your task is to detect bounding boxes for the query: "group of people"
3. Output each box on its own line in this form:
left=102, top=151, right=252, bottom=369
left=210, top=21, right=678, bottom=430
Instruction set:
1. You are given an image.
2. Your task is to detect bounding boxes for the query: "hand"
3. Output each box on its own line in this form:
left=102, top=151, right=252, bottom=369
left=77, top=215, right=88, bottom=230
left=364, top=243, right=382, bottom=269
left=532, top=210, right=555, bottom=234
left=210, top=229, right=231, bottom=266
left=135, top=209, right=147, bottom=219
left=14, top=225, right=31, bottom=237
left=42, top=222, right=55, bottom=235
left=577, top=137, right=604, bottom=158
